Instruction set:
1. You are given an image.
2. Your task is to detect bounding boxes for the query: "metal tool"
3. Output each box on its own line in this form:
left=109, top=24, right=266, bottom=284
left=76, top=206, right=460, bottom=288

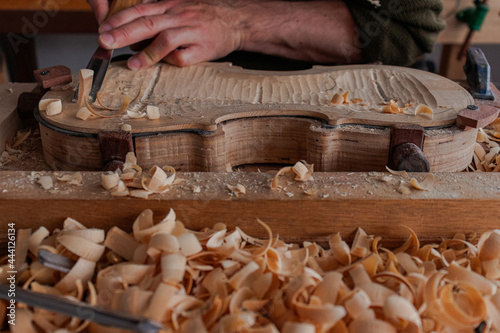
left=73, top=0, right=142, bottom=103
left=38, top=249, right=75, bottom=273
left=0, top=284, right=163, bottom=333
left=464, top=47, right=495, bottom=100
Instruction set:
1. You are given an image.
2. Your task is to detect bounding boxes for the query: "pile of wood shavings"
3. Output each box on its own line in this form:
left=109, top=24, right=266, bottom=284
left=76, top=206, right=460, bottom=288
left=101, top=152, right=180, bottom=199
left=469, top=124, right=500, bottom=172
left=2, top=210, right=500, bottom=333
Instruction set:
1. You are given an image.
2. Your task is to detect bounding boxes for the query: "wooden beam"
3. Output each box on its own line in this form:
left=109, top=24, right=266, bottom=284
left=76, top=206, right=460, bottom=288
left=1, top=171, right=499, bottom=247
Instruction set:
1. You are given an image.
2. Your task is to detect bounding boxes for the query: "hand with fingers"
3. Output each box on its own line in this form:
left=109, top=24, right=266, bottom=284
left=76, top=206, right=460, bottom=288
left=96, top=0, right=246, bottom=69
left=87, top=0, right=446, bottom=70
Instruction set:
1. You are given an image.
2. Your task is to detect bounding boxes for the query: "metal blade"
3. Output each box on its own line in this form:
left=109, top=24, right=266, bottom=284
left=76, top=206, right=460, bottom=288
left=38, top=249, right=75, bottom=273
left=0, top=285, right=162, bottom=333
left=73, top=47, right=113, bottom=103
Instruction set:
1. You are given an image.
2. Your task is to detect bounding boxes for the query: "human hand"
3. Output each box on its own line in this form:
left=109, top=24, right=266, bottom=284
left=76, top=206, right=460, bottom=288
left=97, top=0, right=247, bottom=68
left=87, top=0, right=111, bottom=25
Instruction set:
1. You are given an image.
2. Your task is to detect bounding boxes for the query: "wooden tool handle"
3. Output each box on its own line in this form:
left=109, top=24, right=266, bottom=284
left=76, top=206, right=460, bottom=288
left=106, top=0, right=142, bottom=20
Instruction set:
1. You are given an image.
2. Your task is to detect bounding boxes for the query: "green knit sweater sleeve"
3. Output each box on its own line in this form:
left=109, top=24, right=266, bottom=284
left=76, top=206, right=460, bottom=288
left=344, top=0, right=446, bottom=66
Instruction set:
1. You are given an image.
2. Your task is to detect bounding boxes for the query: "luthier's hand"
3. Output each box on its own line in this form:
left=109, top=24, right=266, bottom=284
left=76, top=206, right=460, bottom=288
left=95, top=0, right=362, bottom=69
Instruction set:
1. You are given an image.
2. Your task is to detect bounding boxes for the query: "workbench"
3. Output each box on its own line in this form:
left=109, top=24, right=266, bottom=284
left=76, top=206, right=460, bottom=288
left=1, top=80, right=499, bottom=248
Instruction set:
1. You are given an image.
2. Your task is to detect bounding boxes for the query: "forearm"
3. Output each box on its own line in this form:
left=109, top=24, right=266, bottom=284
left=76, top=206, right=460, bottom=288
left=238, top=0, right=363, bottom=64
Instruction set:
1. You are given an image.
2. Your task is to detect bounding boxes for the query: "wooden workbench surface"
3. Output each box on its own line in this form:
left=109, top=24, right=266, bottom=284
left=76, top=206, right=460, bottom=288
left=1, top=170, right=499, bottom=247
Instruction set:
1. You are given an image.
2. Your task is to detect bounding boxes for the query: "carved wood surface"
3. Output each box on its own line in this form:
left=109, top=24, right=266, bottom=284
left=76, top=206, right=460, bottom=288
left=39, top=62, right=476, bottom=172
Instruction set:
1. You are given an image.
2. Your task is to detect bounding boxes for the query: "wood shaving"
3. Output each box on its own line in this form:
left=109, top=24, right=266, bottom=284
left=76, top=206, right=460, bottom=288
left=11, top=129, right=31, bottom=148
left=146, top=105, right=160, bottom=120
left=8, top=211, right=500, bottom=332
left=86, top=94, right=130, bottom=119
left=120, top=124, right=132, bottom=131
left=385, top=166, right=408, bottom=178
left=410, top=174, right=436, bottom=191
left=227, top=184, right=246, bottom=195
left=415, top=104, right=434, bottom=119
left=96, top=84, right=141, bottom=111
left=36, top=175, right=53, bottom=190
left=56, top=172, right=83, bottom=186
left=77, top=69, right=93, bottom=109
left=101, top=153, right=176, bottom=199
left=38, top=98, right=60, bottom=111
left=272, top=161, right=314, bottom=190
left=75, top=107, right=92, bottom=121
left=397, top=185, right=411, bottom=195
left=46, top=100, right=62, bottom=116
left=330, top=93, right=343, bottom=106
left=126, top=110, right=146, bottom=119
left=469, top=127, right=500, bottom=172
left=381, top=100, right=402, bottom=114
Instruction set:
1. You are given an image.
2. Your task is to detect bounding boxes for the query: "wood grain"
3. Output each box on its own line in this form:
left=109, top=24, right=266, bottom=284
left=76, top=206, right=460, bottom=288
left=1, top=171, right=499, bottom=248
left=39, top=116, right=477, bottom=172
left=42, top=62, right=474, bottom=134
left=38, top=62, right=478, bottom=172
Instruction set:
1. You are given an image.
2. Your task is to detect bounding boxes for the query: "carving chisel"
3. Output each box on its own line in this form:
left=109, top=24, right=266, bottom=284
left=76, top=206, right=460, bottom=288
left=73, top=0, right=142, bottom=103
left=0, top=284, right=163, bottom=333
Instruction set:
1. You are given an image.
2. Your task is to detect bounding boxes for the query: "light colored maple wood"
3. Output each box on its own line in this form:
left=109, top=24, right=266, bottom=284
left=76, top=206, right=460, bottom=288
left=0, top=83, right=38, bottom=154
left=42, top=62, right=474, bottom=133
left=38, top=62, right=476, bottom=172
left=1, top=171, right=499, bottom=247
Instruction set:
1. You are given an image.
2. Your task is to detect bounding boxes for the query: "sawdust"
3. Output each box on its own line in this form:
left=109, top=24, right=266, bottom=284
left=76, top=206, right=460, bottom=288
left=0, top=126, right=51, bottom=171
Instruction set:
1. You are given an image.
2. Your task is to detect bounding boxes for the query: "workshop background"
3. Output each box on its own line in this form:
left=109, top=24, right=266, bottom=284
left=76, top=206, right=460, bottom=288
left=0, top=0, right=499, bottom=85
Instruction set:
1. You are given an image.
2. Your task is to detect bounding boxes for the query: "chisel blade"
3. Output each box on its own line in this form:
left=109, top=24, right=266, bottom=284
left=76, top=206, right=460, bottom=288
left=73, top=47, right=113, bottom=103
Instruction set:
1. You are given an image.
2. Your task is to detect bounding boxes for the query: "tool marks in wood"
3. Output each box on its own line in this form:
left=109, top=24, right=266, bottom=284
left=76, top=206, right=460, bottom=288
left=38, top=63, right=476, bottom=172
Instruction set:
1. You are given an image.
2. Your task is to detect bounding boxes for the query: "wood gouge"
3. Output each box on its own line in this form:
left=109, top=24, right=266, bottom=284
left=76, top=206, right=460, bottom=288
left=0, top=284, right=163, bottom=333
left=73, top=0, right=142, bottom=103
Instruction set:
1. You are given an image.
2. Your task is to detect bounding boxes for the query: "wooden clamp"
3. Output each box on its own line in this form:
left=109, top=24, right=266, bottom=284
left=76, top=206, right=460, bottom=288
left=387, top=124, right=429, bottom=172
left=98, top=130, right=134, bottom=172
left=456, top=104, right=500, bottom=130
left=33, top=65, right=72, bottom=90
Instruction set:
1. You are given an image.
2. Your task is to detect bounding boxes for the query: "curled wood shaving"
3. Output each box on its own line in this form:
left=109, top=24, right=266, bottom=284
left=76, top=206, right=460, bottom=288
left=96, top=84, right=141, bottom=111
left=415, top=104, right=433, bottom=119
left=410, top=174, right=435, bottom=191
left=331, top=93, right=343, bottom=106
left=57, top=172, right=83, bottom=186
left=272, top=161, right=314, bottom=189
left=85, top=94, right=130, bottom=118
left=101, top=153, right=176, bottom=199
left=12, top=129, right=31, bottom=148
left=227, top=184, right=246, bottom=195
left=385, top=166, right=408, bottom=178
left=11, top=211, right=500, bottom=332
left=469, top=127, right=500, bottom=172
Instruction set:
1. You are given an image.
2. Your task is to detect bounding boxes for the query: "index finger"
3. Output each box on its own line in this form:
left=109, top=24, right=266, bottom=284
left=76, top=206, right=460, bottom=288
left=87, top=0, right=110, bottom=25
left=99, top=1, right=173, bottom=33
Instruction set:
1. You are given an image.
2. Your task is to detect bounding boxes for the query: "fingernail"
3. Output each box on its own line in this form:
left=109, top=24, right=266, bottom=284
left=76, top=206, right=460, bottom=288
left=99, top=23, right=112, bottom=33
left=128, top=57, right=141, bottom=70
left=99, top=33, right=114, bottom=47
